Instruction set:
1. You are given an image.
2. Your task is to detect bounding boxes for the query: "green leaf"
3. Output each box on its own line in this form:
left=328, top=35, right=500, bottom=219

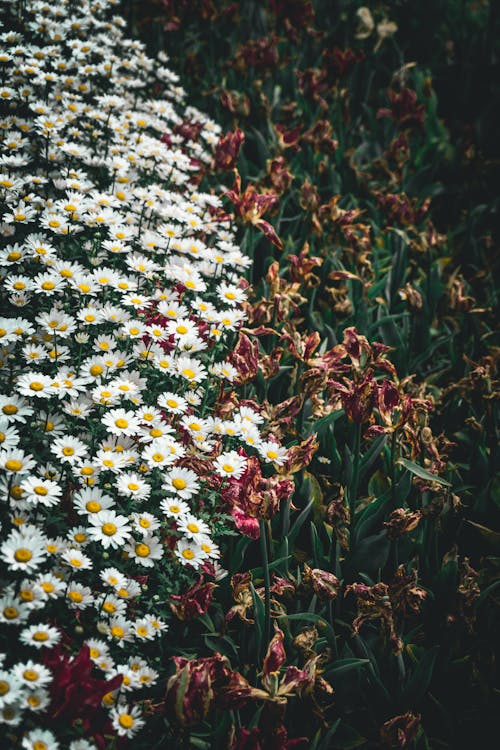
left=467, top=521, right=500, bottom=550
left=287, top=497, right=314, bottom=546
left=317, top=719, right=341, bottom=750
left=250, top=583, right=264, bottom=644
left=402, top=645, right=440, bottom=707
left=398, top=458, right=451, bottom=486
left=330, top=722, right=367, bottom=749
left=359, top=434, right=388, bottom=481
left=323, top=658, right=370, bottom=680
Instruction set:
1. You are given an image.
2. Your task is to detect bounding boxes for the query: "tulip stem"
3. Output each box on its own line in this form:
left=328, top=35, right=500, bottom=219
left=390, top=429, right=398, bottom=508
left=350, top=422, right=362, bottom=516
left=259, top=519, right=271, bottom=657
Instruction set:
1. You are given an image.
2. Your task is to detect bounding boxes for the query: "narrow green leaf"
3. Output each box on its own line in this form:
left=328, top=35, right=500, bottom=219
left=398, top=458, right=451, bottom=486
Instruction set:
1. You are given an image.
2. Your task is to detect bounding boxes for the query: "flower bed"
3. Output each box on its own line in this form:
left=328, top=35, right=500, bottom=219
left=0, top=1, right=292, bottom=746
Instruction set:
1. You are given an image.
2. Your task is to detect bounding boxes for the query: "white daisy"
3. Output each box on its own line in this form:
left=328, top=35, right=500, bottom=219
left=87, top=510, right=132, bottom=549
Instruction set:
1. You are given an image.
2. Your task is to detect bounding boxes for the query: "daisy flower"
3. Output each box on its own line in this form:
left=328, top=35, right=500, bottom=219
left=35, top=573, right=66, bottom=600
left=51, top=435, right=88, bottom=465
left=101, top=407, right=141, bottom=437
left=0, top=530, right=47, bottom=573
left=258, top=440, right=288, bottom=465
left=73, top=487, right=115, bottom=516
left=20, top=623, right=61, bottom=649
left=20, top=477, right=62, bottom=507
left=0, top=449, right=36, bottom=475
left=175, top=355, right=207, bottom=383
left=160, top=497, right=190, bottom=519
left=130, top=511, right=161, bottom=536
left=157, top=391, right=188, bottom=414
left=22, top=687, right=51, bottom=713
left=174, top=539, right=206, bottom=567
left=141, top=440, right=177, bottom=469
left=162, top=467, right=200, bottom=499
left=213, top=450, right=247, bottom=479
left=177, top=514, right=211, bottom=542
left=131, top=619, right=155, bottom=641
left=13, top=660, right=52, bottom=690
left=217, top=281, right=247, bottom=306
left=100, top=568, right=127, bottom=590
left=198, top=535, right=221, bottom=560
left=125, top=535, right=164, bottom=567
left=116, top=472, right=151, bottom=500
left=0, top=394, right=33, bottom=423
left=0, top=670, right=23, bottom=709
left=22, top=728, right=59, bottom=750
left=111, top=703, right=145, bottom=737
left=106, top=618, right=134, bottom=646
left=94, top=449, right=130, bottom=474
left=100, top=595, right=127, bottom=618
left=66, top=584, right=94, bottom=610
left=87, top=510, right=132, bottom=549
left=60, top=548, right=93, bottom=571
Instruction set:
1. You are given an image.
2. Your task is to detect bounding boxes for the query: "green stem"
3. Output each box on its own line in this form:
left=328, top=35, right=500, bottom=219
left=390, top=429, right=398, bottom=508
left=350, top=422, right=362, bottom=517
left=259, top=519, right=271, bottom=657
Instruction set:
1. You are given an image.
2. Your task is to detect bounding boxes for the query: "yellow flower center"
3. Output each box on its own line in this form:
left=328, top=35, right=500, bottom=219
left=3, top=607, right=18, bottom=619
left=119, top=713, right=134, bottom=729
left=14, top=548, right=32, bottom=562
left=5, top=459, right=22, bottom=471
left=187, top=523, right=199, bottom=533
left=0, top=681, right=9, bottom=696
left=62, top=446, right=75, bottom=456
left=33, top=630, right=49, bottom=642
left=110, top=625, right=124, bottom=638
left=181, top=548, right=195, bottom=560
left=23, top=669, right=39, bottom=681
left=34, top=485, right=48, bottom=496
left=135, top=543, right=150, bottom=557
left=127, top=483, right=139, bottom=491
left=102, top=522, right=117, bottom=536
left=172, top=478, right=187, bottom=490
left=42, top=281, right=55, bottom=290
left=114, top=418, right=128, bottom=429
left=222, top=463, right=234, bottom=473
left=3, top=404, right=17, bottom=414
left=86, top=500, right=101, bottom=513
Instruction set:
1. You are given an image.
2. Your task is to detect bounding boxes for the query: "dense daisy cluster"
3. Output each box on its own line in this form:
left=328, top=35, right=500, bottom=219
left=0, top=0, right=288, bottom=744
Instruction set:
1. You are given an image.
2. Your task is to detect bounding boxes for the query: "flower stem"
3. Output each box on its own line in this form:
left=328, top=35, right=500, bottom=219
left=259, top=519, right=271, bottom=657
left=349, top=422, right=362, bottom=517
